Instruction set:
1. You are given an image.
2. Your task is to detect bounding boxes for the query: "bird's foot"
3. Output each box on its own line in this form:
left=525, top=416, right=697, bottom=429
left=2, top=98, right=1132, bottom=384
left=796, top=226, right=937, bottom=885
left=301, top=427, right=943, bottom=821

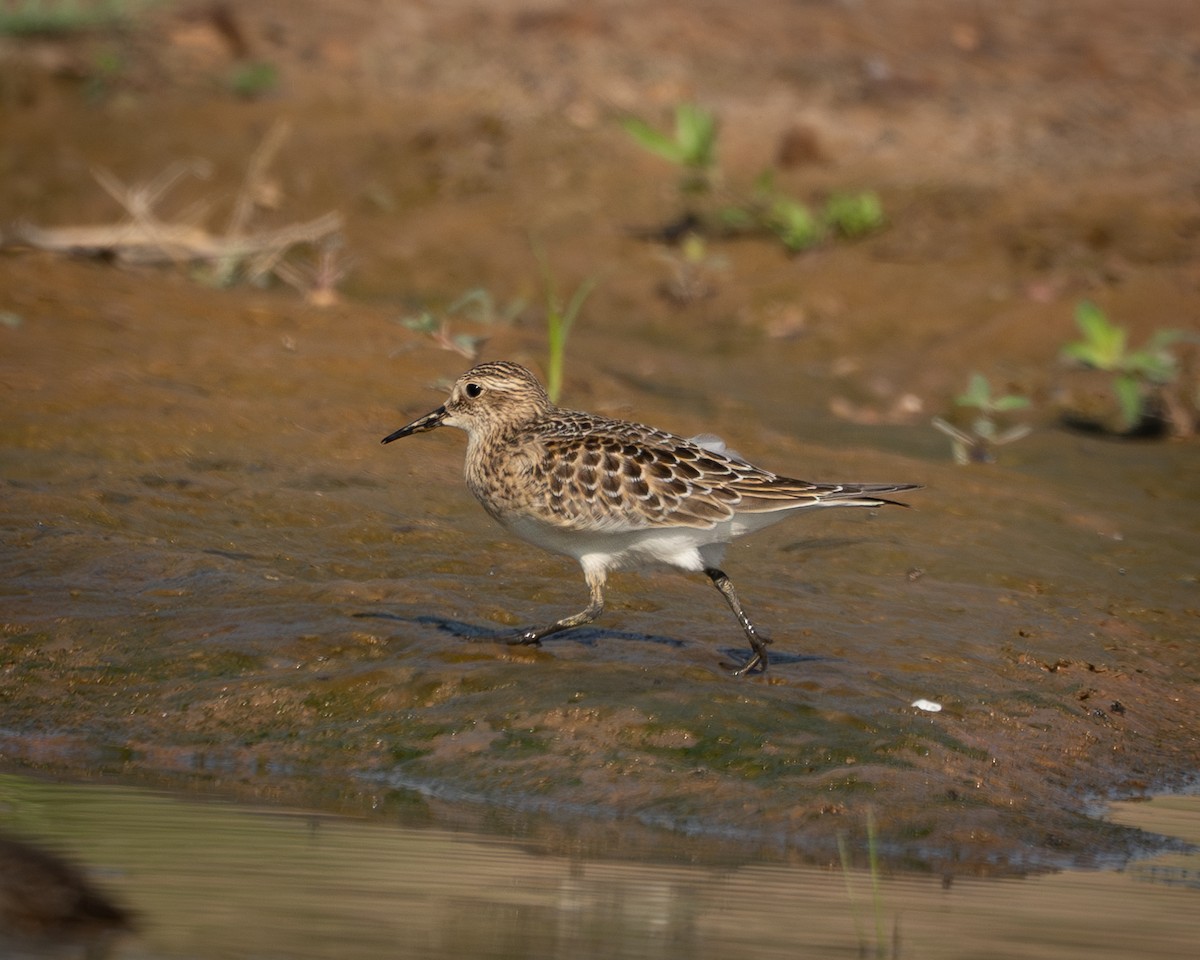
left=728, top=654, right=765, bottom=677
left=465, top=629, right=542, bottom=646
left=728, top=632, right=772, bottom=677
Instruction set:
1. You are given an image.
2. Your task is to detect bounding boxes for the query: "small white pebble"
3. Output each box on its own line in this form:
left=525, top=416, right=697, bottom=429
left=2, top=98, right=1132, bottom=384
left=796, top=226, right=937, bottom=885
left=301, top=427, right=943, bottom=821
left=911, top=698, right=943, bottom=712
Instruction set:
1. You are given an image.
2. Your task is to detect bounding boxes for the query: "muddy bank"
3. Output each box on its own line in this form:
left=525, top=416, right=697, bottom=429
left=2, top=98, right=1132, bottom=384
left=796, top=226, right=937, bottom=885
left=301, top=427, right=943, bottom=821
left=2, top=0, right=1199, bottom=871
left=2, top=253, right=1196, bottom=871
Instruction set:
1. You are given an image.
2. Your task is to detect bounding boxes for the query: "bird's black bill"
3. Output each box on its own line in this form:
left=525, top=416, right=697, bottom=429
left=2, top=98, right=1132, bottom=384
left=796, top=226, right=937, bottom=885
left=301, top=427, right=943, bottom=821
left=381, top=405, right=447, bottom=443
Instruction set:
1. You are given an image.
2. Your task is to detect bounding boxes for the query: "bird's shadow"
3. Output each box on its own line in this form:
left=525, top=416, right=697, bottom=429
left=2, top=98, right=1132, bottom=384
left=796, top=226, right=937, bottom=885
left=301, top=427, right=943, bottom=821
left=354, top=610, right=684, bottom=648
left=353, top=610, right=825, bottom=670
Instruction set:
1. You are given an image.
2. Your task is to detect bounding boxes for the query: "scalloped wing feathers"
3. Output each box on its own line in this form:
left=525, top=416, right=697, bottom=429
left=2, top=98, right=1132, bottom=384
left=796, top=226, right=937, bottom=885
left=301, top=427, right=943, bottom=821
left=515, top=412, right=910, bottom=532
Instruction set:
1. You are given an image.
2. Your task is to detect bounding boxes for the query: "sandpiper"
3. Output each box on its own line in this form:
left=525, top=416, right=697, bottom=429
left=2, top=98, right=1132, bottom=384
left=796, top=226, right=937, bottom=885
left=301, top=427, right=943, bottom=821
left=382, top=361, right=919, bottom=675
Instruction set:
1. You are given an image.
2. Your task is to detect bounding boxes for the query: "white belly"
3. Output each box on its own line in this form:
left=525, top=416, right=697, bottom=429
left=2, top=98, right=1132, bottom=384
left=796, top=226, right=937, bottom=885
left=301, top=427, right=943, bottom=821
left=498, top=509, right=795, bottom=574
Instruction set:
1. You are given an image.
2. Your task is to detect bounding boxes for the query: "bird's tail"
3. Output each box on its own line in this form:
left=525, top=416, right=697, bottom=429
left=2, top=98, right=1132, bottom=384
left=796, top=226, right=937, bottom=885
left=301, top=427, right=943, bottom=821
left=818, top=482, right=921, bottom=508
left=736, top=479, right=921, bottom=512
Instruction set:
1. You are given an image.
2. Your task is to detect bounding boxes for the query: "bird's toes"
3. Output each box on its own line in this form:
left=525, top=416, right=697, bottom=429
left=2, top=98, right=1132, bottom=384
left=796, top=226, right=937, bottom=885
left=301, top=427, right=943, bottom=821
left=727, top=650, right=769, bottom=677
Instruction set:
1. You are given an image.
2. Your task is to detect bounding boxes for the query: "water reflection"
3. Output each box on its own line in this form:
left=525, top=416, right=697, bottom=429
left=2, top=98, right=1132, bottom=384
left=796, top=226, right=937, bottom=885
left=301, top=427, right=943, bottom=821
left=0, top=830, right=133, bottom=960
left=1, top=774, right=1198, bottom=959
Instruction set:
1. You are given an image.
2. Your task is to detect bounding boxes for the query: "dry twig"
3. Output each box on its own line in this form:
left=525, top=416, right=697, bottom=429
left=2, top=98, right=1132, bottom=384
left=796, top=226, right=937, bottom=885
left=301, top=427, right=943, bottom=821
left=2, top=121, right=344, bottom=297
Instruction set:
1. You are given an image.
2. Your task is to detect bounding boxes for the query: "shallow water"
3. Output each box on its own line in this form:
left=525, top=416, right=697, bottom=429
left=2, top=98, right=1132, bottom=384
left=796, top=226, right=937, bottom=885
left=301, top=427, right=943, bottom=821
left=2, top=774, right=1198, bottom=960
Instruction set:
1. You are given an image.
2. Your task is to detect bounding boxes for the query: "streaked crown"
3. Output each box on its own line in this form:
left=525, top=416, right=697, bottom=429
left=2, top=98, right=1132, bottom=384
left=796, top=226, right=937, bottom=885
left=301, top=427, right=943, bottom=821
left=442, top=361, right=552, bottom=435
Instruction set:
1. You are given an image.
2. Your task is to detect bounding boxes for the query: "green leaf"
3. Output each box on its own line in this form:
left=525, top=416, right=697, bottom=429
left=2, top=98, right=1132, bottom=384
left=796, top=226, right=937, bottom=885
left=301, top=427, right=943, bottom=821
left=621, top=116, right=685, bottom=165
left=991, top=394, right=1031, bottom=412
left=1112, top=374, right=1144, bottom=430
left=1125, top=346, right=1177, bottom=383
left=1124, top=328, right=1183, bottom=383
left=955, top=373, right=992, bottom=409
left=824, top=191, right=885, bottom=237
left=1061, top=342, right=1099, bottom=366
left=1067, top=301, right=1126, bottom=370
left=446, top=288, right=493, bottom=322
left=400, top=311, right=438, bottom=333
left=560, top=275, right=598, bottom=340
left=622, top=104, right=717, bottom=185
left=533, top=237, right=598, bottom=404
left=674, top=103, right=717, bottom=170
left=1145, top=328, right=1184, bottom=352
left=229, top=61, right=278, bottom=99
left=452, top=333, right=485, bottom=356
left=769, top=198, right=823, bottom=251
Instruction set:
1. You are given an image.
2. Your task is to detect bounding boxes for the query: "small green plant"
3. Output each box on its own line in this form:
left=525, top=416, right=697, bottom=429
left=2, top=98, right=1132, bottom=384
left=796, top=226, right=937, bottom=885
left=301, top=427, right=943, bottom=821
left=397, top=288, right=524, bottom=360
left=933, top=373, right=1031, bottom=464
left=726, top=173, right=884, bottom=253
left=720, top=171, right=821, bottom=251
left=824, top=190, right=886, bottom=238
left=229, top=60, right=279, bottom=99
left=624, top=104, right=886, bottom=255
left=1061, top=301, right=1184, bottom=432
left=532, top=243, right=596, bottom=404
left=398, top=312, right=483, bottom=360
left=766, top=196, right=825, bottom=252
left=621, top=103, right=718, bottom=199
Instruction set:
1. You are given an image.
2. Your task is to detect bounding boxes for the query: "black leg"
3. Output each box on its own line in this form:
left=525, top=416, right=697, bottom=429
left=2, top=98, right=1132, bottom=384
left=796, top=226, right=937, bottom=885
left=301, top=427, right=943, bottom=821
left=706, top=567, right=772, bottom=675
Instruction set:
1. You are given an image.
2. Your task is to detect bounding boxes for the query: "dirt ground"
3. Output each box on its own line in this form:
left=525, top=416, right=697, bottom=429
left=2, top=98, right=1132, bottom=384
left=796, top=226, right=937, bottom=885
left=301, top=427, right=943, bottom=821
left=1, top=0, right=1199, bottom=872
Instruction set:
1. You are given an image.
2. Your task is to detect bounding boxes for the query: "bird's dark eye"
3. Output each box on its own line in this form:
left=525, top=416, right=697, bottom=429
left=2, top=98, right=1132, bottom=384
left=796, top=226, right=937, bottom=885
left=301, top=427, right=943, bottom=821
left=464, top=382, right=483, bottom=399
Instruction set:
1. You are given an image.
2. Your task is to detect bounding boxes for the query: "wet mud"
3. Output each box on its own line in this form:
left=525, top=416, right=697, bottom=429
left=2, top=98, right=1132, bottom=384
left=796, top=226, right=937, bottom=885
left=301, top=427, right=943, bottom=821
left=2, top=0, right=1199, bottom=872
